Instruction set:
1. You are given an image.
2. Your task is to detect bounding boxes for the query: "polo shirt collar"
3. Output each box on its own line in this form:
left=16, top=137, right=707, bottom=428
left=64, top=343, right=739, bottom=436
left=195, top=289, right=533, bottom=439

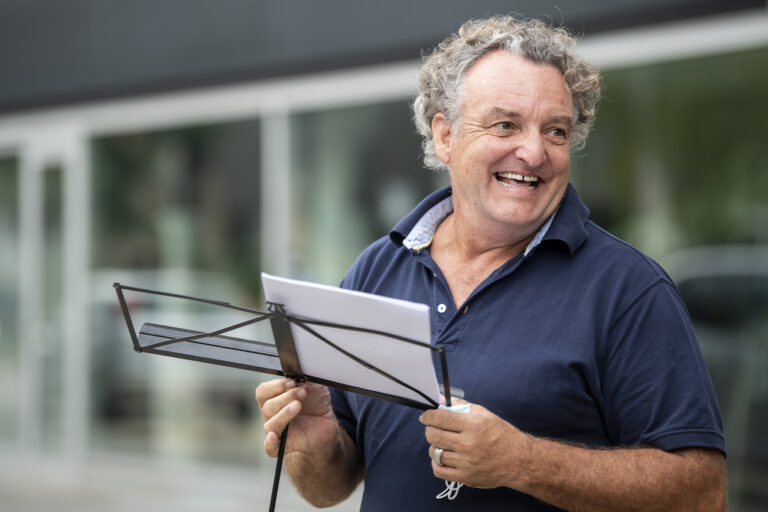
left=543, top=183, right=590, bottom=255
left=390, top=183, right=590, bottom=256
left=390, top=186, right=453, bottom=248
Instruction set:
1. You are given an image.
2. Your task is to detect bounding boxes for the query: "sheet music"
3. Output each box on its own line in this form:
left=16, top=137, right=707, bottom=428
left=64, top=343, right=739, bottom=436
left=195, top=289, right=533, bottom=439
left=261, top=273, right=440, bottom=407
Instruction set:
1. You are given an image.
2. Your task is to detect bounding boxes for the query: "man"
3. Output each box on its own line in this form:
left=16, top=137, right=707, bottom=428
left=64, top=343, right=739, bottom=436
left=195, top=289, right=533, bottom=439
left=256, top=16, right=727, bottom=511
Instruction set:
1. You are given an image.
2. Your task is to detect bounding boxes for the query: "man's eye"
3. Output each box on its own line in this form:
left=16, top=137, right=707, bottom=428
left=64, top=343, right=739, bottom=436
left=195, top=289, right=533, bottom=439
left=492, top=122, right=514, bottom=133
left=551, top=128, right=569, bottom=139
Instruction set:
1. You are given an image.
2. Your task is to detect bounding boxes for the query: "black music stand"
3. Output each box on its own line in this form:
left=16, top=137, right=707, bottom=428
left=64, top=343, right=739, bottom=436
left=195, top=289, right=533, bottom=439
left=113, top=282, right=455, bottom=512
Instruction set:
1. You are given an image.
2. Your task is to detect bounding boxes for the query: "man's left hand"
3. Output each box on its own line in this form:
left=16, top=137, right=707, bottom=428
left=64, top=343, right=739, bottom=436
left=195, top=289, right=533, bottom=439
left=419, top=399, right=530, bottom=489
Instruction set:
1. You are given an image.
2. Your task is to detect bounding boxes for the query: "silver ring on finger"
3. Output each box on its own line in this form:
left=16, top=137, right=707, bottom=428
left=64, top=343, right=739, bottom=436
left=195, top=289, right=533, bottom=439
left=433, top=447, right=445, bottom=466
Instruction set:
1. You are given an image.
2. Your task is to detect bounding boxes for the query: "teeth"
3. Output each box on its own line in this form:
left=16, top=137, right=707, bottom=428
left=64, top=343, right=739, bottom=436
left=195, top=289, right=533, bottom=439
left=496, top=172, right=539, bottom=183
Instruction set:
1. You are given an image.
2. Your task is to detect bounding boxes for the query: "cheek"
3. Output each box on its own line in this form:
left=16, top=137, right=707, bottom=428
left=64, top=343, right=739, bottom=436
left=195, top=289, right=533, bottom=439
left=549, top=149, right=571, bottom=175
left=470, top=139, right=515, bottom=167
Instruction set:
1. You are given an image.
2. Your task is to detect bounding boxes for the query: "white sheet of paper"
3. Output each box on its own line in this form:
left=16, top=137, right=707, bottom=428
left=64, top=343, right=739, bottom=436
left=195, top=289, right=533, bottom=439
left=261, top=273, right=440, bottom=407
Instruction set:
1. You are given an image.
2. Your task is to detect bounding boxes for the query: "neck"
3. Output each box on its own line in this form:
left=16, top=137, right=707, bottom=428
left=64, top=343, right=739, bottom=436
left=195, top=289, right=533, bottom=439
left=430, top=213, right=536, bottom=308
left=433, top=212, right=535, bottom=264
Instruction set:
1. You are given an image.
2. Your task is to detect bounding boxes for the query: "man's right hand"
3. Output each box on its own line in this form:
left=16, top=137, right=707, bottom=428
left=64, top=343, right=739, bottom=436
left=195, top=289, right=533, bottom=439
left=255, top=378, right=340, bottom=458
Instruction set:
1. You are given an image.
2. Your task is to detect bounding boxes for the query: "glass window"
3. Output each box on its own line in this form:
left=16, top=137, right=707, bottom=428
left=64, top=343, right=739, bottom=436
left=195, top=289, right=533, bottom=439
left=290, top=100, right=449, bottom=284
left=41, top=164, right=64, bottom=450
left=572, top=47, right=768, bottom=257
left=0, top=156, right=20, bottom=444
left=571, top=46, right=768, bottom=511
left=90, top=119, right=268, bottom=466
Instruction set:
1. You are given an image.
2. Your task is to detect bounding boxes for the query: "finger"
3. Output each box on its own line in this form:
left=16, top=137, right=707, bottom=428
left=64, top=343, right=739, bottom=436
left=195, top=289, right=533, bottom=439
left=257, top=380, right=303, bottom=418
left=419, top=408, right=468, bottom=432
left=255, top=378, right=296, bottom=408
left=432, top=461, right=463, bottom=482
left=424, top=425, right=462, bottom=448
left=428, top=445, right=448, bottom=463
left=264, top=430, right=282, bottom=458
left=261, top=389, right=306, bottom=422
left=429, top=445, right=458, bottom=470
left=262, top=384, right=305, bottom=423
left=263, top=398, right=302, bottom=442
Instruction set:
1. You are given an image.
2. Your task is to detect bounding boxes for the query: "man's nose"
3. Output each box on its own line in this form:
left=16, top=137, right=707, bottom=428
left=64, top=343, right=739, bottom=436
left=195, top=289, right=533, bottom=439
left=512, top=131, right=546, bottom=168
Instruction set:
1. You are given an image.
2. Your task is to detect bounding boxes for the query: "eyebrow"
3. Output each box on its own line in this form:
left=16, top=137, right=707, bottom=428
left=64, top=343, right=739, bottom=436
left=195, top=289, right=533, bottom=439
left=488, top=107, right=521, bottom=118
left=549, top=115, right=574, bottom=128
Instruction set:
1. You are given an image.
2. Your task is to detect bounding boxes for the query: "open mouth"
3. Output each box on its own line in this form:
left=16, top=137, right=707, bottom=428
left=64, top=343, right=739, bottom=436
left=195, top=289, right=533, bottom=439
left=494, top=172, right=539, bottom=190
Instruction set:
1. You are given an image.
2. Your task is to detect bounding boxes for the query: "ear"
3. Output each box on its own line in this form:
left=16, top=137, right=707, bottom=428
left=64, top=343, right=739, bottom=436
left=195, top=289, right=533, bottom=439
left=431, top=113, right=452, bottom=165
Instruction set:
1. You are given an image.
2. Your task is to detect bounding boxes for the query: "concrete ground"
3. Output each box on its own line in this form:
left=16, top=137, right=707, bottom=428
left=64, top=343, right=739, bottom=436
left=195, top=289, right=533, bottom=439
left=0, top=450, right=362, bottom=512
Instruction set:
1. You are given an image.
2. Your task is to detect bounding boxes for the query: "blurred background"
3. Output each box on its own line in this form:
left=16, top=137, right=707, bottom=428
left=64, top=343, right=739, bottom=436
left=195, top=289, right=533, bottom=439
left=0, top=0, right=766, bottom=510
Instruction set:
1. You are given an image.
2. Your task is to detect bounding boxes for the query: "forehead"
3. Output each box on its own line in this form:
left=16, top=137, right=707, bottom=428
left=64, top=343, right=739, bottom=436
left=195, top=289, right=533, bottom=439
left=460, top=50, right=573, bottom=117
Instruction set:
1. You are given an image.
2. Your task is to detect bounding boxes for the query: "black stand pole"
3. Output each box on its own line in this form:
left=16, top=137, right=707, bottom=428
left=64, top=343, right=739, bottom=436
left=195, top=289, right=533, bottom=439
left=268, top=425, right=290, bottom=512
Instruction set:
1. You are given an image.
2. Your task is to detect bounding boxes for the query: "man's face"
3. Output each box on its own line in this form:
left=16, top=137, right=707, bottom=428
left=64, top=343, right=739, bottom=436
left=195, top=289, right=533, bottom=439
left=432, top=50, right=573, bottom=242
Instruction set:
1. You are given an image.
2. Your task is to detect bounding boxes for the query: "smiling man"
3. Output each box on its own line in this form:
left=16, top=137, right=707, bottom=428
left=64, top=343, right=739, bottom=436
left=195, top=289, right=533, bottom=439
left=428, top=51, right=575, bottom=307
left=256, top=16, right=727, bottom=511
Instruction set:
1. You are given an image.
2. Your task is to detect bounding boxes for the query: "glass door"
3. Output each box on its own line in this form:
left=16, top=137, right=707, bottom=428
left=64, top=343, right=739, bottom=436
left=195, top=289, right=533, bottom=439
left=0, top=155, right=20, bottom=446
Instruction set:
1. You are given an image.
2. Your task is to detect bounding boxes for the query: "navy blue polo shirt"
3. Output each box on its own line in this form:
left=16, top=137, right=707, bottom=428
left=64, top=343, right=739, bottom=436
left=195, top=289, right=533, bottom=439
left=331, top=184, right=725, bottom=511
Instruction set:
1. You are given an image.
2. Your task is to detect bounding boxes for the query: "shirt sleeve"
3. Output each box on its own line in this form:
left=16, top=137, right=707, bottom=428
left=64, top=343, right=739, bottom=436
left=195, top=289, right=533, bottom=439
left=600, top=279, right=726, bottom=455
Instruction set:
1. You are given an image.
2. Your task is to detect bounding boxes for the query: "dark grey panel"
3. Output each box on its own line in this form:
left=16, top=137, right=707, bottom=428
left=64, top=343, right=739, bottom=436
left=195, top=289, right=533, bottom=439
left=0, top=0, right=763, bottom=112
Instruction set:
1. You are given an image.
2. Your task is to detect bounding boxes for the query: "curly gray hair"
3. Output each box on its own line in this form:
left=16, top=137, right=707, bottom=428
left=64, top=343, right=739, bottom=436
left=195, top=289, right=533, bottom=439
left=412, top=16, right=603, bottom=171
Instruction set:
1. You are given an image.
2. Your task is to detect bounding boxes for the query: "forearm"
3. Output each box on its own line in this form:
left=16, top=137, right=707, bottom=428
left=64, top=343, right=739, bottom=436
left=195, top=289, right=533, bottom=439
left=284, top=424, right=363, bottom=507
left=512, top=436, right=727, bottom=512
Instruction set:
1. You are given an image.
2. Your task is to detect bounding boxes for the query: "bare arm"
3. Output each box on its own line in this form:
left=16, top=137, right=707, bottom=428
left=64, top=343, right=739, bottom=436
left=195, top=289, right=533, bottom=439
left=420, top=402, right=727, bottom=511
left=282, top=423, right=362, bottom=507
left=510, top=440, right=726, bottom=511
left=256, top=379, right=364, bottom=507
